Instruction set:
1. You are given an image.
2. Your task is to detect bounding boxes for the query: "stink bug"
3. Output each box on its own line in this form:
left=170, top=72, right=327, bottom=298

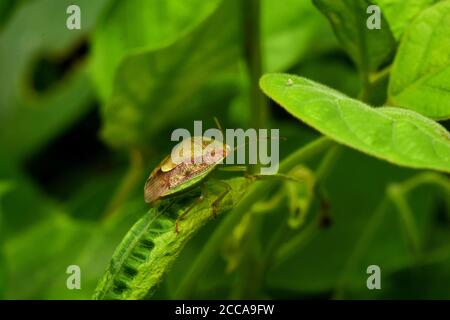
left=144, top=136, right=231, bottom=205
left=144, top=121, right=290, bottom=233
left=144, top=135, right=233, bottom=233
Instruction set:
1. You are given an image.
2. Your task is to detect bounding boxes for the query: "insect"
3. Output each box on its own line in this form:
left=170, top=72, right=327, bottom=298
left=144, top=135, right=234, bottom=233
left=144, top=121, right=292, bottom=233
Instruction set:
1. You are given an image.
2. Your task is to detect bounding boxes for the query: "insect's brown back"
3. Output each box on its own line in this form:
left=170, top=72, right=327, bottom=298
left=144, top=167, right=170, bottom=204
left=144, top=137, right=230, bottom=204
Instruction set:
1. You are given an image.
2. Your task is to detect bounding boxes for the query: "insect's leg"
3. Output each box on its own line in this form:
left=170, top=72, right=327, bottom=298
left=210, top=180, right=232, bottom=218
left=175, top=193, right=205, bottom=234
left=218, top=166, right=300, bottom=183
left=161, top=197, right=177, bottom=212
left=217, top=165, right=248, bottom=173
left=245, top=172, right=303, bottom=183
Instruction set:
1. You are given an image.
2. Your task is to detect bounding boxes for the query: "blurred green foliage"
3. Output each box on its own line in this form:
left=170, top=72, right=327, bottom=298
left=0, top=0, right=449, bottom=300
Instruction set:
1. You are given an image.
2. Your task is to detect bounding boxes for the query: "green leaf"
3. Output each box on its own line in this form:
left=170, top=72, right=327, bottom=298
left=260, top=73, right=450, bottom=173
left=44, top=200, right=146, bottom=299
left=0, top=68, right=95, bottom=161
left=4, top=214, right=93, bottom=299
left=0, top=0, right=110, bottom=161
left=3, top=198, right=145, bottom=299
left=91, top=0, right=222, bottom=100
left=101, top=0, right=240, bottom=148
left=313, top=0, right=396, bottom=75
left=373, top=0, right=437, bottom=40
left=388, top=1, right=450, bottom=120
left=0, top=154, right=64, bottom=235
left=93, top=177, right=251, bottom=300
left=261, top=0, right=336, bottom=72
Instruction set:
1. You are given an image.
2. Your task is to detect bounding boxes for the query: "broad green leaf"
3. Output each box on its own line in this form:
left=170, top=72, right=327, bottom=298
left=0, top=0, right=110, bottom=161
left=0, top=154, right=65, bottom=236
left=101, top=0, right=240, bottom=148
left=373, top=0, right=437, bottom=39
left=313, top=0, right=396, bottom=75
left=4, top=214, right=92, bottom=299
left=388, top=1, right=450, bottom=120
left=45, top=200, right=146, bottom=299
left=262, top=0, right=336, bottom=72
left=93, top=177, right=251, bottom=300
left=260, top=73, right=450, bottom=173
left=3, top=198, right=145, bottom=299
left=91, top=0, right=221, bottom=100
left=0, top=68, right=94, bottom=161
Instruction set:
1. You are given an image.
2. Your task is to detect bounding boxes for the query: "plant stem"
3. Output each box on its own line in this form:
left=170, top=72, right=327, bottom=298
left=333, top=171, right=450, bottom=298
left=358, top=73, right=371, bottom=103
left=386, top=172, right=450, bottom=257
left=333, top=197, right=390, bottom=299
left=174, top=136, right=332, bottom=298
left=102, top=149, right=144, bottom=220
left=315, top=144, right=342, bottom=182
left=241, top=0, right=267, bottom=130
left=274, top=220, right=319, bottom=268
left=397, top=172, right=450, bottom=194
left=234, top=0, right=267, bottom=297
left=229, top=213, right=265, bottom=299
left=359, top=65, right=392, bottom=104
left=387, top=184, right=421, bottom=255
left=369, top=65, right=392, bottom=84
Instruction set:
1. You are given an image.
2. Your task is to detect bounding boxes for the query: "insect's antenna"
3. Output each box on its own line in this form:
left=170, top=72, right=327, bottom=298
left=264, top=136, right=287, bottom=141
left=229, top=135, right=287, bottom=154
left=213, top=117, right=224, bottom=137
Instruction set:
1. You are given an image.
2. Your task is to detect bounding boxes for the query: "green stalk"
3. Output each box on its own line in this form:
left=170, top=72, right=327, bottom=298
left=241, top=0, right=267, bottom=130
left=102, top=149, right=144, bottom=220
left=387, top=185, right=421, bottom=255
left=174, top=136, right=332, bottom=298
left=232, top=0, right=267, bottom=298
left=333, top=171, right=450, bottom=298
left=333, top=197, right=390, bottom=299
left=386, top=172, right=450, bottom=257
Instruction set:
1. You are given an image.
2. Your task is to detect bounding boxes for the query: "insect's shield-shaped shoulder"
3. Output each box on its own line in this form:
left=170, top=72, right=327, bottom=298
left=169, top=136, right=204, bottom=168
left=169, top=136, right=230, bottom=167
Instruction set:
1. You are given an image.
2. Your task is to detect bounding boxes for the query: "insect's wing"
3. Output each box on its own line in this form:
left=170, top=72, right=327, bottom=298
left=144, top=137, right=230, bottom=204
left=163, top=137, right=204, bottom=171
left=144, top=171, right=169, bottom=204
